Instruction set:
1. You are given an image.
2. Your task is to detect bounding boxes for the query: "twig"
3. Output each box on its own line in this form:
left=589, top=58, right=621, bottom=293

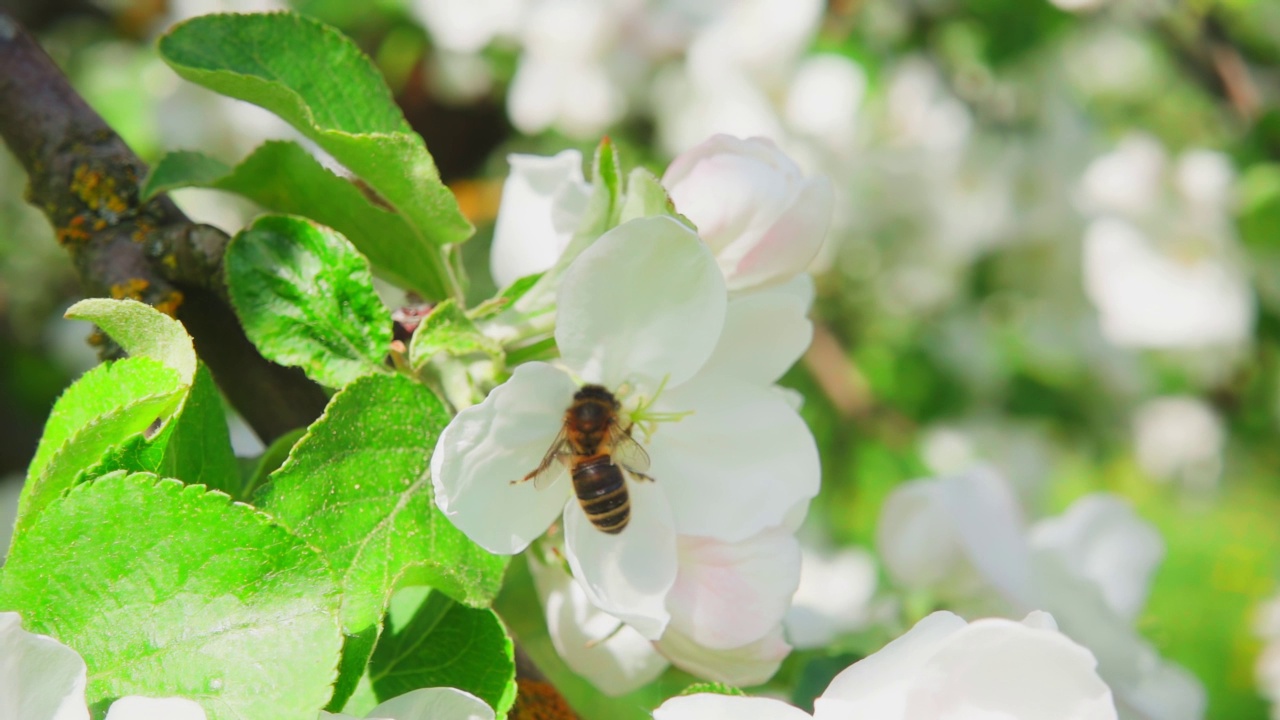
left=0, top=11, right=328, bottom=444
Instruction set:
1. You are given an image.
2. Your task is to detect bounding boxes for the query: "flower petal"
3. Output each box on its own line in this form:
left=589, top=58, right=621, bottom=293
left=1029, top=494, right=1164, bottom=622
left=901, top=616, right=1117, bottom=720
left=490, top=150, right=590, bottom=288
left=785, top=546, right=879, bottom=649
left=876, top=467, right=1033, bottom=610
left=663, top=135, right=832, bottom=290
left=365, top=687, right=496, bottom=720
left=656, top=623, right=791, bottom=687
left=431, top=362, right=577, bottom=554
left=697, top=275, right=814, bottom=386
left=654, top=694, right=813, bottom=720
left=556, top=216, right=727, bottom=389
left=666, top=527, right=801, bottom=650
left=529, top=549, right=669, bottom=695
left=725, top=176, right=832, bottom=291
left=817, top=610, right=967, bottom=712
left=0, top=612, right=89, bottom=720
left=104, top=697, right=206, bottom=720
left=646, top=378, right=819, bottom=541
left=564, top=477, right=678, bottom=640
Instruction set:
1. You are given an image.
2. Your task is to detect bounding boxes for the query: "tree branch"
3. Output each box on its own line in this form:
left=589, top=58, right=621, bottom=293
left=0, top=11, right=328, bottom=444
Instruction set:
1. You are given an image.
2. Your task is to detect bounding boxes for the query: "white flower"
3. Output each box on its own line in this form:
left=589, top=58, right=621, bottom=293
left=876, top=469, right=1206, bottom=720
left=1083, top=218, right=1254, bottom=349
left=663, top=135, right=833, bottom=291
left=655, top=610, right=1118, bottom=720
left=1132, top=396, right=1225, bottom=488
left=507, top=0, right=626, bottom=137
left=489, top=150, right=591, bottom=288
left=433, top=216, right=819, bottom=639
left=1255, top=593, right=1280, bottom=718
left=529, top=525, right=800, bottom=694
left=784, top=545, right=880, bottom=649
left=784, top=55, right=866, bottom=155
left=0, top=612, right=205, bottom=720
left=408, top=0, right=525, bottom=53
left=876, top=466, right=1033, bottom=613
left=1029, top=495, right=1164, bottom=624
left=320, top=687, right=493, bottom=720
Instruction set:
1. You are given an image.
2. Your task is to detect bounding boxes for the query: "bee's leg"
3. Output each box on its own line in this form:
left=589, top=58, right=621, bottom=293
left=629, top=470, right=655, bottom=483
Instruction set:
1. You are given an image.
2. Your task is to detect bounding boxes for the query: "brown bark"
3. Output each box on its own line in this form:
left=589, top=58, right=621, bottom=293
left=0, top=11, right=327, bottom=443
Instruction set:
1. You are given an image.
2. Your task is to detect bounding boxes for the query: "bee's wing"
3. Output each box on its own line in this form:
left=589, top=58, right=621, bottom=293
left=524, top=429, right=573, bottom=490
left=610, top=423, right=651, bottom=476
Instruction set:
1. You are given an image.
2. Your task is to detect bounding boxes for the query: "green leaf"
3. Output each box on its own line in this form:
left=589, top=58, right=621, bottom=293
left=227, top=214, right=392, bottom=388
left=618, top=167, right=681, bottom=225
left=18, top=357, right=184, bottom=536
left=241, top=427, right=306, bottom=500
left=255, top=372, right=506, bottom=634
left=556, top=138, right=625, bottom=269
left=82, top=364, right=241, bottom=496
left=408, top=299, right=501, bottom=370
left=680, top=682, right=746, bottom=697
left=158, top=12, right=471, bottom=298
left=141, top=149, right=231, bottom=193
left=368, top=587, right=515, bottom=717
left=468, top=272, right=545, bottom=320
left=0, top=472, right=343, bottom=720
left=144, top=143, right=443, bottom=298
left=65, top=298, right=197, bottom=383
left=594, top=136, right=623, bottom=227
left=327, top=625, right=380, bottom=714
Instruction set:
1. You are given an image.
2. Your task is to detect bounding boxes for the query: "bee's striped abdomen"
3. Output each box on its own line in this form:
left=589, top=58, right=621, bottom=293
left=572, top=455, right=630, bottom=534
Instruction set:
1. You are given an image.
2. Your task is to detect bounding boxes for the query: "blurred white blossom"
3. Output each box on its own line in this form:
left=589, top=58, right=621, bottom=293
left=1255, top=593, right=1280, bottom=720
left=1080, top=135, right=1254, bottom=350
left=784, top=545, right=881, bottom=649
left=877, top=468, right=1206, bottom=719
left=655, top=610, right=1118, bottom=720
left=1132, top=396, right=1225, bottom=489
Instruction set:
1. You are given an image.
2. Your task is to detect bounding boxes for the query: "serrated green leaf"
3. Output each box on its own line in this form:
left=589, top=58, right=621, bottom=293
left=144, top=142, right=443, bottom=298
left=158, top=12, right=471, bottom=298
left=82, top=364, right=241, bottom=496
left=18, top=357, right=185, bottom=536
left=65, top=298, right=197, bottom=384
left=408, top=299, right=501, bottom=370
left=227, top=214, right=392, bottom=388
left=255, top=372, right=506, bottom=634
left=368, top=588, right=515, bottom=717
left=0, top=472, right=343, bottom=720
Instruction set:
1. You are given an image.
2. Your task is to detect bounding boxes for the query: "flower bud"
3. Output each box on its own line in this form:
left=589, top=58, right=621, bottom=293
left=663, top=135, right=832, bottom=291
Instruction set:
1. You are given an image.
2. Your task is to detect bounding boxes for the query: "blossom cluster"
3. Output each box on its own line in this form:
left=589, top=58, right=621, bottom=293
left=656, top=610, right=1118, bottom=720
left=877, top=467, right=1206, bottom=719
left=431, top=134, right=829, bottom=690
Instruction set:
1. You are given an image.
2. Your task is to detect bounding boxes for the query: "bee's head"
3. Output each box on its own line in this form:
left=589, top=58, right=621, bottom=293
left=571, top=385, right=619, bottom=431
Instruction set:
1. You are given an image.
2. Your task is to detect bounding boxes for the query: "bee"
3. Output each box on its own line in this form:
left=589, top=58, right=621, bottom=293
left=515, top=384, right=653, bottom=534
